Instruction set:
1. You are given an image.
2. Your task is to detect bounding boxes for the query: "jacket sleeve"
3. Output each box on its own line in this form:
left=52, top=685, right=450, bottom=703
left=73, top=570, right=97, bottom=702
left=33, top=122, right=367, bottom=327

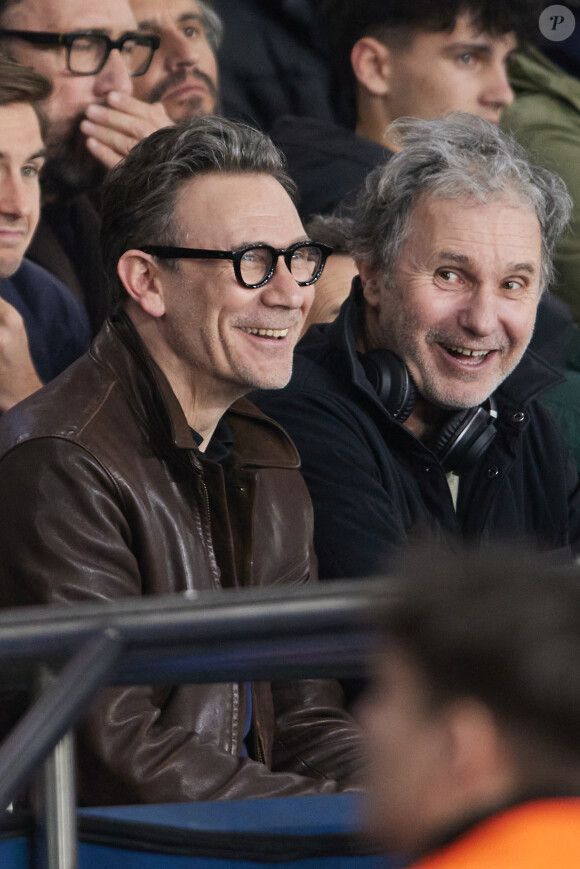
left=257, top=387, right=411, bottom=579
left=270, top=678, right=363, bottom=786
left=246, top=456, right=363, bottom=789
left=0, top=437, right=362, bottom=804
left=79, top=682, right=361, bottom=805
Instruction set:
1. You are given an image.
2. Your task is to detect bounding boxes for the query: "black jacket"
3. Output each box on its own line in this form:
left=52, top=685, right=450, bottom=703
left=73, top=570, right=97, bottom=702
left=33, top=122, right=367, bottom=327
left=27, top=170, right=110, bottom=337
left=214, top=0, right=337, bottom=132
left=270, top=115, right=389, bottom=220
left=254, top=281, right=580, bottom=578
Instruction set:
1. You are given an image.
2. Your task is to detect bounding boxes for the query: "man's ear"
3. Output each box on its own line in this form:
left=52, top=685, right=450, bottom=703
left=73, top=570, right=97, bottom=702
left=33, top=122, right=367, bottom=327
left=117, top=251, right=167, bottom=318
left=357, top=260, right=383, bottom=308
left=351, top=37, right=391, bottom=97
left=443, top=698, right=516, bottom=802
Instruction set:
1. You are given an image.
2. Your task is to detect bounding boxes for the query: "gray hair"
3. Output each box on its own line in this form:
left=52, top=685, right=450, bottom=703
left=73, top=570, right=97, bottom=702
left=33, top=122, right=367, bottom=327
left=100, top=116, right=297, bottom=306
left=304, top=213, right=354, bottom=256
left=197, top=0, right=223, bottom=53
left=350, top=114, right=572, bottom=292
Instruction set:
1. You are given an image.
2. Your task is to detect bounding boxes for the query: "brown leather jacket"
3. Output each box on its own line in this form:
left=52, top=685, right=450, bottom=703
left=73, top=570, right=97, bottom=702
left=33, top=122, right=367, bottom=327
left=0, top=311, right=361, bottom=805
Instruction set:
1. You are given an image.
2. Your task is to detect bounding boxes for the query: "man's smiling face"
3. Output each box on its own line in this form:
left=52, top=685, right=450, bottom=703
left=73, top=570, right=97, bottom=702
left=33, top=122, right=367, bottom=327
left=149, top=171, right=314, bottom=407
left=361, top=195, right=542, bottom=421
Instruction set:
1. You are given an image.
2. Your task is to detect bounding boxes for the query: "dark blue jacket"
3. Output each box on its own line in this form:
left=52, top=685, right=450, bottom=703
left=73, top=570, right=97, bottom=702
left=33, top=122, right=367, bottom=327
left=254, top=281, right=580, bottom=578
left=0, top=258, right=90, bottom=384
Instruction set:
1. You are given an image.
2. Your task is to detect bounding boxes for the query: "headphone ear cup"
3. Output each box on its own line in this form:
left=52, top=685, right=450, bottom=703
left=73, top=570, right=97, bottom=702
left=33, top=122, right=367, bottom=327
left=432, top=405, right=497, bottom=474
left=358, top=349, right=416, bottom=422
left=430, top=410, right=471, bottom=467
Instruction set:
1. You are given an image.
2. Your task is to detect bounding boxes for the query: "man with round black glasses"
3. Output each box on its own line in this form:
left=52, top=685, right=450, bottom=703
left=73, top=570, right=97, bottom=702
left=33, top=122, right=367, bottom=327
left=0, top=117, right=361, bottom=806
left=139, top=241, right=331, bottom=289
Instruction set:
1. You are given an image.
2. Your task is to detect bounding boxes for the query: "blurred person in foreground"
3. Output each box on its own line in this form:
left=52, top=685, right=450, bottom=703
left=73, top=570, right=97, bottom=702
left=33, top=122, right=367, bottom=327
left=0, top=117, right=360, bottom=805
left=362, top=544, right=580, bottom=867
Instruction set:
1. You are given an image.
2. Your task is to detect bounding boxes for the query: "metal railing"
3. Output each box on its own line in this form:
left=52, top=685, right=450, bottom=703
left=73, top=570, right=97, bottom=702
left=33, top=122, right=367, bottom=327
left=0, top=578, right=386, bottom=869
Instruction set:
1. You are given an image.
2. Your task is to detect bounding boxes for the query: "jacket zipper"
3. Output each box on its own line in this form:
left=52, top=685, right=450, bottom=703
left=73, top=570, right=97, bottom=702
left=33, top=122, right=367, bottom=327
left=254, top=723, right=265, bottom=764
left=251, top=684, right=266, bottom=764
left=200, top=474, right=212, bottom=538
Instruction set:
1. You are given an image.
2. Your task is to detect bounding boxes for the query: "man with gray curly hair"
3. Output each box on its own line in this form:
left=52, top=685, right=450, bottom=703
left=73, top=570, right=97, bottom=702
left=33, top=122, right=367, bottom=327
left=256, top=113, right=580, bottom=589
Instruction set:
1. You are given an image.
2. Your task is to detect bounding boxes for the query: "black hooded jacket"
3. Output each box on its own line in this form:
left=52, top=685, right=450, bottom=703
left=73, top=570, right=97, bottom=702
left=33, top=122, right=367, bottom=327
left=254, top=280, right=580, bottom=578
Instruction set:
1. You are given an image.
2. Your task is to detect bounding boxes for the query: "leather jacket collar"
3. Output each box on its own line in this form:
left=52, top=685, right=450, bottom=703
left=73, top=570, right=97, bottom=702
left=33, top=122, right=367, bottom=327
left=91, top=309, right=301, bottom=470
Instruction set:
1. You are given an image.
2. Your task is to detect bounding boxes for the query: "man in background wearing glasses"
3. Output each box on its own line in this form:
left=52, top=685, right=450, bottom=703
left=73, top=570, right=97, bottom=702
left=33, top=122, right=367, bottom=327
left=0, top=117, right=361, bottom=806
left=0, top=0, right=171, bottom=334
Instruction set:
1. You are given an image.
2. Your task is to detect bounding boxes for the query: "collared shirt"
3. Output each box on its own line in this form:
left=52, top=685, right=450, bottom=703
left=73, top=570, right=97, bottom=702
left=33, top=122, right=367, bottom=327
left=190, top=416, right=234, bottom=463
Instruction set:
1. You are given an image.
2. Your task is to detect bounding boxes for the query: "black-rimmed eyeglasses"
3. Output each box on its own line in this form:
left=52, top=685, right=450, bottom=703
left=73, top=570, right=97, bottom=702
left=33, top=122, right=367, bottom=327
left=0, top=29, right=160, bottom=76
left=139, top=242, right=333, bottom=289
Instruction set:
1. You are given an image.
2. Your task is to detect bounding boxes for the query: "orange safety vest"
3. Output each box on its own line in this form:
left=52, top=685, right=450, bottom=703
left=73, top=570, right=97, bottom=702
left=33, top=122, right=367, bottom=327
left=409, top=799, right=580, bottom=869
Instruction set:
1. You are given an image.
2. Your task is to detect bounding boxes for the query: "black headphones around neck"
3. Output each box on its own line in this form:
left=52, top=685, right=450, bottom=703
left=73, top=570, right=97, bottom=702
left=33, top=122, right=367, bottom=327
left=359, top=348, right=497, bottom=475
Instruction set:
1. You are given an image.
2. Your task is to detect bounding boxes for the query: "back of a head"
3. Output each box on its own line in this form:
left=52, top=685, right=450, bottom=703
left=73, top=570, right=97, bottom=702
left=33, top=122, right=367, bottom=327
left=304, top=213, right=354, bottom=256
left=100, top=116, right=296, bottom=307
left=321, top=0, right=542, bottom=126
left=350, top=113, right=571, bottom=293
left=376, top=543, right=580, bottom=766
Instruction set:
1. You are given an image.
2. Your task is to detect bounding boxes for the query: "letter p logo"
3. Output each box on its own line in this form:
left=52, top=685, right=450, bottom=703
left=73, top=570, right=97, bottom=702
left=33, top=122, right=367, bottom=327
left=539, top=5, right=576, bottom=40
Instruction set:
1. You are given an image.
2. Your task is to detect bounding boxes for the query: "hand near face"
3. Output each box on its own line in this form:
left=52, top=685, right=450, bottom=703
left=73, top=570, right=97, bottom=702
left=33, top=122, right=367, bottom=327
left=0, top=297, right=42, bottom=412
left=80, top=92, right=174, bottom=169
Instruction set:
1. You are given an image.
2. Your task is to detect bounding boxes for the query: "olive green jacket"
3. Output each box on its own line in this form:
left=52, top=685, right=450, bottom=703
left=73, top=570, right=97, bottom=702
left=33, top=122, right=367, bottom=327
left=502, top=46, right=580, bottom=320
